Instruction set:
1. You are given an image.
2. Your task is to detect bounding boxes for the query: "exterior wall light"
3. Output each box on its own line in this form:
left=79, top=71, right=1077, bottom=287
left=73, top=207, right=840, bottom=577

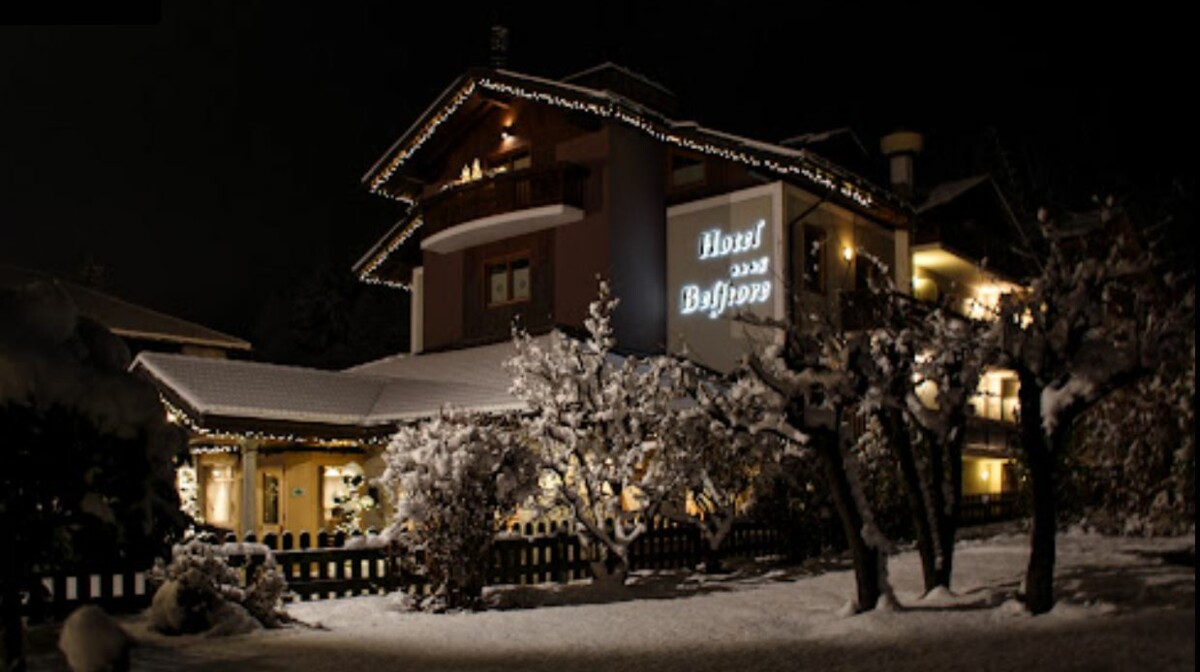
left=500, top=124, right=513, bottom=140
left=842, top=245, right=854, bottom=262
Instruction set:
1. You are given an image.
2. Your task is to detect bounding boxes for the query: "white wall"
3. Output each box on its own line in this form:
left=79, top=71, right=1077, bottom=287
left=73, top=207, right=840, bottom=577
left=666, top=183, right=784, bottom=373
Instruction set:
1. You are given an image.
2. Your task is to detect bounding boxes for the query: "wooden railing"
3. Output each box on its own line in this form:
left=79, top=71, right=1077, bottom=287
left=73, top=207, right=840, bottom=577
left=420, top=162, right=587, bottom=241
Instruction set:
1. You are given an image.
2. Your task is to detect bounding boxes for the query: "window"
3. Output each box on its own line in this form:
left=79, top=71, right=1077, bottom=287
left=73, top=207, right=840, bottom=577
left=262, top=473, right=280, bottom=525
left=486, top=256, right=531, bottom=306
left=803, top=225, right=826, bottom=293
left=670, top=152, right=706, bottom=187
left=203, top=464, right=236, bottom=528
left=322, top=464, right=363, bottom=526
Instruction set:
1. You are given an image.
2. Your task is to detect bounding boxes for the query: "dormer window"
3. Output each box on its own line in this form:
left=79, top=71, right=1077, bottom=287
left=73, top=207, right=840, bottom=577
left=486, top=254, right=531, bottom=306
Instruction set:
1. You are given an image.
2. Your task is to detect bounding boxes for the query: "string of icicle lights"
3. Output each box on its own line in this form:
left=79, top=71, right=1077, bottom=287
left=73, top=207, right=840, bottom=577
left=161, top=396, right=390, bottom=448
left=366, top=76, right=879, bottom=209
left=357, top=215, right=424, bottom=289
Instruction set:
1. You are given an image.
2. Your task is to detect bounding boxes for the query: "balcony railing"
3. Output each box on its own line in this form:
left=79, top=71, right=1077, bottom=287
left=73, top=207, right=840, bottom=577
left=420, top=162, right=587, bottom=243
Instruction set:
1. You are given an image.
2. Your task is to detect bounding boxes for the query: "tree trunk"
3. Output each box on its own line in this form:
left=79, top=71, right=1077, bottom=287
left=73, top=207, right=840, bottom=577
left=813, top=429, right=882, bottom=612
left=588, top=544, right=629, bottom=589
left=884, top=408, right=938, bottom=592
left=1, top=519, right=23, bottom=672
left=1018, top=368, right=1057, bottom=615
left=934, top=417, right=965, bottom=588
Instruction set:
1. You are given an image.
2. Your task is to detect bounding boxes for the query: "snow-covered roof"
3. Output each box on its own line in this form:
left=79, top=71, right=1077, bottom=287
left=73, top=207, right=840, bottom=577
left=916, top=175, right=991, bottom=214
left=0, top=265, right=251, bottom=351
left=132, top=340, right=542, bottom=431
left=347, top=337, right=541, bottom=392
left=135, top=353, right=393, bottom=426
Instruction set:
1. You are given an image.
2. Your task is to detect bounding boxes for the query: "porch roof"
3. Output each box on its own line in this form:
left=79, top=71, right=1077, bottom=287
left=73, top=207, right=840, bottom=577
left=132, top=339, right=542, bottom=433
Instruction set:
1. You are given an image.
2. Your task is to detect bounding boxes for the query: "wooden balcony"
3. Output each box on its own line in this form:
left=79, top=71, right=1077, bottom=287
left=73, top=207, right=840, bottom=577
left=418, top=163, right=588, bottom=252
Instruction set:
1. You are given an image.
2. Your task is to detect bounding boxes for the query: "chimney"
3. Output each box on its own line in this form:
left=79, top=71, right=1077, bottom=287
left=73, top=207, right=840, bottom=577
left=880, top=130, right=924, bottom=199
left=490, top=24, right=509, bottom=68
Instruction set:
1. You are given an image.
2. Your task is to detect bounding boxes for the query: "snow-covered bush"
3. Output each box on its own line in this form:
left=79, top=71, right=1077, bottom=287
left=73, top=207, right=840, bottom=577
left=506, top=280, right=692, bottom=586
left=673, top=364, right=791, bottom=570
left=379, top=411, right=534, bottom=610
left=149, top=540, right=288, bottom=633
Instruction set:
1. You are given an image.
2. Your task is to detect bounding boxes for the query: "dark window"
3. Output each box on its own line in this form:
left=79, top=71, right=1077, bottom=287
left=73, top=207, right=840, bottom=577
left=486, top=255, right=532, bottom=306
left=670, top=152, right=706, bottom=187
left=803, top=225, right=826, bottom=293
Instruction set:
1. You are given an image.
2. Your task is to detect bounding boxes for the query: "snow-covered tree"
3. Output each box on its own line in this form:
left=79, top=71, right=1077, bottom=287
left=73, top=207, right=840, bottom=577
left=1067, top=333, right=1195, bottom=535
left=734, top=307, right=898, bottom=613
left=379, top=411, right=534, bottom=610
left=901, top=308, right=987, bottom=590
left=506, top=280, right=690, bottom=586
left=988, top=201, right=1194, bottom=614
left=1, top=281, right=187, bottom=667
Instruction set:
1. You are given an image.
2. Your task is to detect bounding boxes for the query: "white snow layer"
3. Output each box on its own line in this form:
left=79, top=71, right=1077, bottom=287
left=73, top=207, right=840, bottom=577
left=107, top=530, right=1193, bottom=672
left=58, top=605, right=133, bottom=672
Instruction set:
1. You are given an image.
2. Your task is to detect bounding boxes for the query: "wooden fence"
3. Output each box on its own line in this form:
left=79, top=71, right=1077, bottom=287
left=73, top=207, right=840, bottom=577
left=26, top=569, right=154, bottom=620
left=230, top=519, right=797, bottom=601
left=26, top=501, right=1017, bottom=616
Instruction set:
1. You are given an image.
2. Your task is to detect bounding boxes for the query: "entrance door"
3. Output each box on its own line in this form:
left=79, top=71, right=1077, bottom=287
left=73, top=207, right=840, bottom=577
left=259, top=467, right=284, bottom=537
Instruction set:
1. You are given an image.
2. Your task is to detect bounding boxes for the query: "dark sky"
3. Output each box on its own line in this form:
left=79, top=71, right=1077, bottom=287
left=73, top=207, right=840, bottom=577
left=1, top=3, right=1192, bottom=341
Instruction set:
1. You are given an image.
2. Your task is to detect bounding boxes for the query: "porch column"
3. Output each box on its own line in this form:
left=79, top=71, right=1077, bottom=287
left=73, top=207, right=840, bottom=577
left=240, top=439, right=259, bottom=538
left=894, top=228, right=912, bottom=295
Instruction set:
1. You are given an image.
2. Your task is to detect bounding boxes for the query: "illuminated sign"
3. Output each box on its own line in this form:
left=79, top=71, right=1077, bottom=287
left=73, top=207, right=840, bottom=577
left=680, top=219, right=772, bottom=319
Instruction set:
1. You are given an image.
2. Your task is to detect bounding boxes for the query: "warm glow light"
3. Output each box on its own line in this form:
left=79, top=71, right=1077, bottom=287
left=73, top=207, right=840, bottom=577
left=842, top=246, right=854, bottom=262
left=980, top=468, right=990, bottom=482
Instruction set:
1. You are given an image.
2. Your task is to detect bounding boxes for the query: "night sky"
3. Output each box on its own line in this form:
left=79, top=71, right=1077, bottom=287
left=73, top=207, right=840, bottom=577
left=1, top=3, right=1191, bottom=344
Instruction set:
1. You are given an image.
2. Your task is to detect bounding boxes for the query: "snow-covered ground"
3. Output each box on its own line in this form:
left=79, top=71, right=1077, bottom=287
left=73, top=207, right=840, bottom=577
left=28, top=526, right=1195, bottom=671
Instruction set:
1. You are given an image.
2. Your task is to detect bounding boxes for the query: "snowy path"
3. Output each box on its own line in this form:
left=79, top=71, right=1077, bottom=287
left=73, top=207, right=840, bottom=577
left=30, top=529, right=1195, bottom=671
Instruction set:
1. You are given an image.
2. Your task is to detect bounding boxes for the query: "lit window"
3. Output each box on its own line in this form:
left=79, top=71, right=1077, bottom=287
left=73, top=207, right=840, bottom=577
left=262, top=473, right=280, bottom=525
left=670, top=152, right=705, bottom=187
left=486, top=256, right=532, bottom=306
left=323, top=464, right=363, bottom=526
left=204, top=465, right=236, bottom=528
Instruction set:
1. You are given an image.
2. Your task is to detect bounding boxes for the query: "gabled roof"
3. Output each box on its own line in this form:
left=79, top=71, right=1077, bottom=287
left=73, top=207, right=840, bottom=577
left=0, top=265, right=251, bottom=351
left=361, top=67, right=905, bottom=218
